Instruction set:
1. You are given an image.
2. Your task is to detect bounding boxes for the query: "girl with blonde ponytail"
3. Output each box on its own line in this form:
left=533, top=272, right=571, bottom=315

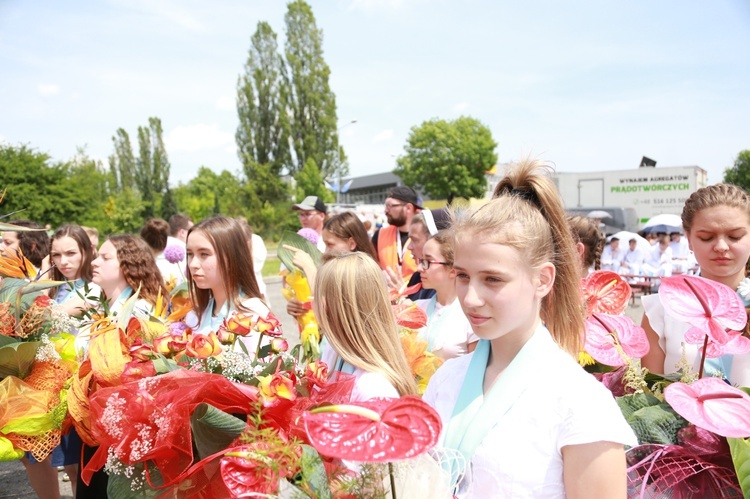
left=423, top=160, right=635, bottom=498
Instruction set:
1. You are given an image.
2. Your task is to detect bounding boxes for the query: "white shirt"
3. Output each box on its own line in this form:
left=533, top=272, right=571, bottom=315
left=155, top=252, right=185, bottom=287
left=423, top=328, right=636, bottom=498
left=601, top=245, right=626, bottom=272
left=416, top=297, right=478, bottom=360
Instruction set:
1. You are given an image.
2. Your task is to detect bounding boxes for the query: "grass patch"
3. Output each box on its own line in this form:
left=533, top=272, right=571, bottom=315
left=262, top=257, right=281, bottom=278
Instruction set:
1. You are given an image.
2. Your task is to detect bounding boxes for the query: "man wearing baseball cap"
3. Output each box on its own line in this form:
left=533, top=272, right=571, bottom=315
left=292, top=195, right=327, bottom=252
left=372, top=185, right=422, bottom=282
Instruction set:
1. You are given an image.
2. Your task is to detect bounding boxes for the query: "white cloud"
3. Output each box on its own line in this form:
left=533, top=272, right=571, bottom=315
left=165, top=123, right=234, bottom=153
left=372, top=129, right=394, bottom=143
left=215, top=95, right=235, bottom=111
left=37, top=84, right=60, bottom=97
left=452, top=102, right=469, bottom=112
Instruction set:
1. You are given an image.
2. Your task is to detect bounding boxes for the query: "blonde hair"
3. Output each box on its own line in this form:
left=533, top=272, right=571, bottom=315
left=427, top=229, right=455, bottom=266
left=313, top=253, right=418, bottom=396
left=453, top=159, right=583, bottom=356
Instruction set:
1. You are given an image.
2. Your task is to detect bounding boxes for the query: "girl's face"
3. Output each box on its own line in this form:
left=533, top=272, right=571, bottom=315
left=419, top=238, right=454, bottom=290
left=0, top=231, right=20, bottom=257
left=687, top=205, right=750, bottom=285
left=92, top=240, right=126, bottom=291
left=407, top=224, right=428, bottom=260
left=187, top=231, right=222, bottom=293
left=322, top=229, right=355, bottom=254
left=454, top=241, right=553, bottom=345
left=51, top=236, right=84, bottom=280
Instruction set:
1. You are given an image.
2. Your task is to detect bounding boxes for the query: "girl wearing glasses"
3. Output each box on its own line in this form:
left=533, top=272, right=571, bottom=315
left=423, top=160, right=634, bottom=497
left=416, top=230, right=477, bottom=360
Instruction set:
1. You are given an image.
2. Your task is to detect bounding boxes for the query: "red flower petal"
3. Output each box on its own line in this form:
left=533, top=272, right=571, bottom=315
left=581, top=271, right=632, bottom=317
left=303, top=396, right=441, bottom=462
left=659, top=275, right=747, bottom=346
left=664, top=377, right=750, bottom=438
left=584, top=313, right=649, bottom=366
left=393, top=302, right=428, bottom=330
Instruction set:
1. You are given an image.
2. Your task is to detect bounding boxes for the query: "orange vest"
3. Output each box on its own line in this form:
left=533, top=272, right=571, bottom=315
left=376, top=225, right=418, bottom=280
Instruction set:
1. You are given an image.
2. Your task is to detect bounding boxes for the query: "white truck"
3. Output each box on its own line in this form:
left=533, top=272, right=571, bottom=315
left=553, top=165, right=708, bottom=229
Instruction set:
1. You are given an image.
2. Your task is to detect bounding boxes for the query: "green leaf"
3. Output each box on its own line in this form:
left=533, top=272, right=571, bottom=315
left=106, top=464, right=162, bottom=499
left=729, top=437, right=750, bottom=497
left=190, top=403, right=247, bottom=461
left=20, top=280, right=67, bottom=295
left=616, top=392, right=661, bottom=420
left=0, top=335, right=17, bottom=348
left=298, top=444, right=333, bottom=499
left=152, top=355, right=179, bottom=374
left=277, top=231, right=322, bottom=272
left=0, top=341, right=39, bottom=379
left=628, top=404, right=687, bottom=445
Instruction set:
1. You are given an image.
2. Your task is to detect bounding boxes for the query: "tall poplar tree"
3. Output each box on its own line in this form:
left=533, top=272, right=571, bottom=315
left=236, top=21, right=290, bottom=203
left=109, top=128, right=136, bottom=192
left=135, top=117, right=171, bottom=217
left=284, top=0, right=343, bottom=179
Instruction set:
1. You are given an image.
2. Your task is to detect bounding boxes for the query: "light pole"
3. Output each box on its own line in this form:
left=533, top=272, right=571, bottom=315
left=335, top=120, right=357, bottom=204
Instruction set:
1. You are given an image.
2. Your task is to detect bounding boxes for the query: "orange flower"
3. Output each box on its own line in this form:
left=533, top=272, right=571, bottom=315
left=258, top=373, right=296, bottom=407
left=120, top=359, right=156, bottom=383
left=256, top=315, right=282, bottom=337
left=304, top=361, right=328, bottom=387
left=129, top=342, right=154, bottom=362
left=225, top=312, right=255, bottom=336
left=270, top=338, right=288, bottom=353
left=216, top=326, right=236, bottom=345
left=0, top=249, right=37, bottom=279
left=186, top=332, right=222, bottom=359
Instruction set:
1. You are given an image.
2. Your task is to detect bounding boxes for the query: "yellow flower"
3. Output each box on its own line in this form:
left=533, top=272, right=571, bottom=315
left=578, top=351, right=596, bottom=366
left=186, top=332, right=222, bottom=359
left=258, top=373, right=296, bottom=407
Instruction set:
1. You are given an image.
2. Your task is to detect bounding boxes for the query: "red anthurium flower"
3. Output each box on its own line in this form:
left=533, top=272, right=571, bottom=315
left=581, top=270, right=631, bottom=318
left=702, top=333, right=750, bottom=358
left=584, top=313, right=650, bottom=366
left=664, top=377, right=750, bottom=438
left=659, top=275, right=747, bottom=346
left=220, top=442, right=301, bottom=497
left=392, top=302, right=428, bottom=330
left=303, top=396, right=441, bottom=462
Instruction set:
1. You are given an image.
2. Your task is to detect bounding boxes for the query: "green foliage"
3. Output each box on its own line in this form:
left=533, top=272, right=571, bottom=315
left=236, top=21, right=291, bottom=182
left=723, top=149, right=750, bottom=190
left=395, top=116, right=498, bottom=204
left=191, top=403, right=248, bottom=460
left=160, top=187, right=179, bottom=220
left=728, top=437, right=750, bottom=497
left=285, top=0, right=341, bottom=178
left=0, top=342, right=40, bottom=380
left=297, top=445, right=334, bottom=499
left=102, top=191, right=145, bottom=235
left=295, top=158, right=334, bottom=203
left=617, top=393, right=687, bottom=445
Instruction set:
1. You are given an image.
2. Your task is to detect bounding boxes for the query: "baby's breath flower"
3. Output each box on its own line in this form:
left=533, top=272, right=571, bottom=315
left=34, top=334, right=61, bottom=363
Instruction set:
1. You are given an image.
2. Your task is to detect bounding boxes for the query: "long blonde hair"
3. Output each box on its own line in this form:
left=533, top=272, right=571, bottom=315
left=314, top=252, right=417, bottom=396
left=453, top=159, right=583, bottom=356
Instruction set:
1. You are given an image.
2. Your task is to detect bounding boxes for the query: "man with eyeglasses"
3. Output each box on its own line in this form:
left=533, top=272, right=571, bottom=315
left=291, top=195, right=327, bottom=251
left=372, top=186, right=422, bottom=283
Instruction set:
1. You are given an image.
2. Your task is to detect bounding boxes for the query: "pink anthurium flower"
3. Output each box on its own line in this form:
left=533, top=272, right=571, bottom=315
left=584, top=313, right=650, bottom=366
left=659, top=275, right=746, bottom=347
left=702, top=333, right=750, bottom=358
left=664, top=377, right=750, bottom=438
left=581, top=271, right=632, bottom=318
left=302, top=396, right=441, bottom=462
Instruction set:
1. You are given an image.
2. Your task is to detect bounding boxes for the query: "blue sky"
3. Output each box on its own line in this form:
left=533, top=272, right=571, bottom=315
left=1, top=0, right=749, bottom=186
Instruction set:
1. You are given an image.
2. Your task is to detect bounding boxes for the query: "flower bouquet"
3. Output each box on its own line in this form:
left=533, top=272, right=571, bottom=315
left=582, top=272, right=750, bottom=497
left=0, top=242, right=76, bottom=462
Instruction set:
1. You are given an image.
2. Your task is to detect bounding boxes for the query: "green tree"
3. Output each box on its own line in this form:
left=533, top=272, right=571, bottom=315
left=237, top=22, right=291, bottom=179
left=395, top=116, right=498, bottom=204
left=284, top=0, right=343, bottom=178
left=135, top=117, right=171, bottom=218
left=161, top=187, right=179, bottom=220
left=109, top=128, right=137, bottom=192
left=295, top=158, right=333, bottom=203
left=723, top=150, right=750, bottom=190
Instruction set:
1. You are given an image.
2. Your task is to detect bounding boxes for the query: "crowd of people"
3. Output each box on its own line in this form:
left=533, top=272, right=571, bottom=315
left=3, top=158, right=750, bottom=497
